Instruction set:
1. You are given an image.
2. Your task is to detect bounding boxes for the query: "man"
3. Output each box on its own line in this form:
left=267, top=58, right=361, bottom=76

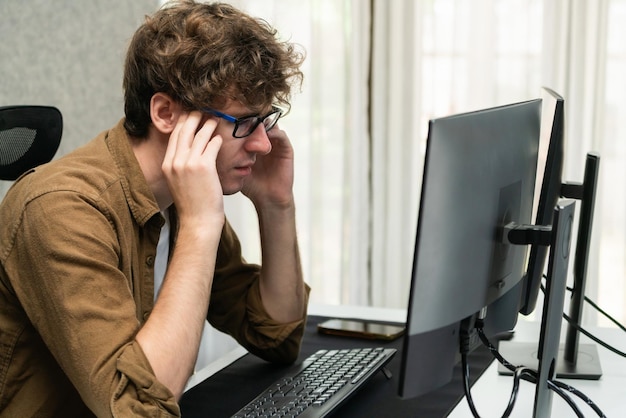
left=0, top=1, right=308, bottom=416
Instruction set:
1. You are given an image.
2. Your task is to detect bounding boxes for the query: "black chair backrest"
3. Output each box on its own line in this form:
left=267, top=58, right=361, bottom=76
left=0, top=105, right=62, bottom=181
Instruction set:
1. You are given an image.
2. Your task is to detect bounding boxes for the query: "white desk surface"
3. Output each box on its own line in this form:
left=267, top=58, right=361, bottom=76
left=188, top=304, right=626, bottom=417
left=307, top=303, right=406, bottom=323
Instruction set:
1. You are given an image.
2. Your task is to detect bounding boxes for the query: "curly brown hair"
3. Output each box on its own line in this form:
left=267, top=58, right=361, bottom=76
left=123, top=0, right=305, bottom=137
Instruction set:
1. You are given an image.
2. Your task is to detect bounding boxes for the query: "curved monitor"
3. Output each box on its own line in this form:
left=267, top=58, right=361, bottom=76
left=519, top=87, right=565, bottom=315
left=398, top=99, right=541, bottom=398
left=504, top=88, right=602, bottom=379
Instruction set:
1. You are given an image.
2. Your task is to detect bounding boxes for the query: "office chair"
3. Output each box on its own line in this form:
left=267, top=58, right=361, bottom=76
left=0, top=105, right=62, bottom=181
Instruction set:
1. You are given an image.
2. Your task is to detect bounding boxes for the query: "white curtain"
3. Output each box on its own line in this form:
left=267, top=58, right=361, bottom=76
left=224, top=0, right=372, bottom=306
left=370, top=0, right=626, bottom=324
left=216, top=0, right=626, bottom=326
left=369, top=0, right=545, bottom=308
left=558, top=0, right=626, bottom=327
left=370, top=0, right=423, bottom=308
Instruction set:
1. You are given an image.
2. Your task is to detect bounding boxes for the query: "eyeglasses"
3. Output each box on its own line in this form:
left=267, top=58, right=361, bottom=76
left=202, top=106, right=283, bottom=138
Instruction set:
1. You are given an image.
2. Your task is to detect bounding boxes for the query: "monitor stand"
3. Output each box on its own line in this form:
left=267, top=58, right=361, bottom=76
left=498, top=342, right=601, bottom=380
left=500, top=200, right=576, bottom=417
left=560, top=152, right=602, bottom=379
left=499, top=153, right=602, bottom=380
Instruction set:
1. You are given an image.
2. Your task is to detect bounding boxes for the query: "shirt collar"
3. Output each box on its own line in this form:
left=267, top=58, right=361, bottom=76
left=105, top=119, right=161, bottom=227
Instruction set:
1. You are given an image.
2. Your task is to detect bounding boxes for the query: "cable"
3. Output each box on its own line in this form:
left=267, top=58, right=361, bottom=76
left=540, top=273, right=626, bottom=332
left=565, top=285, right=626, bottom=332
left=539, top=281, right=626, bottom=358
left=562, top=312, right=626, bottom=358
left=461, top=353, right=481, bottom=418
left=476, top=326, right=586, bottom=416
left=461, top=352, right=532, bottom=418
left=475, top=323, right=602, bottom=417
left=546, top=380, right=586, bottom=418
left=507, top=367, right=536, bottom=416
left=459, top=316, right=529, bottom=418
left=550, top=380, right=607, bottom=418
left=476, top=326, right=516, bottom=372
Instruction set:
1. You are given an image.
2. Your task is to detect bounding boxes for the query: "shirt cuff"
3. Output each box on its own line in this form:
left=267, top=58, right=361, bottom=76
left=245, top=281, right=310, bottom=348
left=112, top=342, right=180, bottom=417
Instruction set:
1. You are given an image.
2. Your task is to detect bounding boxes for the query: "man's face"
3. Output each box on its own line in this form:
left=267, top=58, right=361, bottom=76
left=208, top=101, right=274, bottom=195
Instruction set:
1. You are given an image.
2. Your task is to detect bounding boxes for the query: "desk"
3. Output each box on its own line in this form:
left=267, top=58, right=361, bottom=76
left=180, top=305, right=626, bottom=417
left=180, top=304, right=493, bottom=417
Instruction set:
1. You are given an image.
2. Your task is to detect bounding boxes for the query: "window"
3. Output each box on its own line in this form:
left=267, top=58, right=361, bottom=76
left=224, top=0, right=626, bottom=327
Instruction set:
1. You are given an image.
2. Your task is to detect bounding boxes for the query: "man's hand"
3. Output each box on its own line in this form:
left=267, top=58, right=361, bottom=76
left=242, top=125, right=295, bottom=209
left=162, top=111, right=225, bottom=228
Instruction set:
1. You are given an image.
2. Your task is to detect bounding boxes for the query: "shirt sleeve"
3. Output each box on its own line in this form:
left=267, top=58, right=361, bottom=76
left=113, top=342, right=180, bottom=417
left=7, top=191, right=179, bottom=417
left=207, top=220, right=310, bottom=364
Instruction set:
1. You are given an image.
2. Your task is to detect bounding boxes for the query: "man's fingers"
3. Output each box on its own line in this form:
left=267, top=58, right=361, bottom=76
left=176, top=111, right=203, bottom=150
left=204, top=134, right=223, bottom=161
left=165, top=112, right=220, bottom=170
left=164, top=112, right=188, bottom=164
left=190, top=117, right=219, bottom=155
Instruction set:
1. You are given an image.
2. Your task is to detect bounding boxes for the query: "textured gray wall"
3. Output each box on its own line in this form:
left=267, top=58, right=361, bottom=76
left=0, top=0, right=160, bottom=197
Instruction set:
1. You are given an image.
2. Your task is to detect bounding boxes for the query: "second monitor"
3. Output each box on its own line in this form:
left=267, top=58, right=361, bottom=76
left=398, top=98, right=542, bottom=398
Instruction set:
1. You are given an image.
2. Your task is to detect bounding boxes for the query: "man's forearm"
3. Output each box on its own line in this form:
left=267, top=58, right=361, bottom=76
left=135, top=224, right=220, bottom=399
left=257, top=202, right=306, bottom=323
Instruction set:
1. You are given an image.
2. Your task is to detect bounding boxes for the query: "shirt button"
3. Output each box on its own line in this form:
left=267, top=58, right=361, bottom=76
left=146, top=255, right=155, bottom=267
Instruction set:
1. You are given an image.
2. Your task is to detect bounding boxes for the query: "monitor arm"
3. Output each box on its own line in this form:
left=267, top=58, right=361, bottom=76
left=502, top=199, right=576, bottom=418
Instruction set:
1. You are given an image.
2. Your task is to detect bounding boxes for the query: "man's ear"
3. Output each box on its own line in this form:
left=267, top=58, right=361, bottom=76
left=150, top=93, right=181, bottom=134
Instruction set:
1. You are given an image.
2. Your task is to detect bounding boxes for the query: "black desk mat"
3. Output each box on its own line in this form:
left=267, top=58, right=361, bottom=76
left=180, top=316, right=495, bottom=417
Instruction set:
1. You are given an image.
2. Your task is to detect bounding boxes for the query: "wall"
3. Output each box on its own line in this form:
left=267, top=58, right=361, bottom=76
left=0, top=0, right=159, bottom=197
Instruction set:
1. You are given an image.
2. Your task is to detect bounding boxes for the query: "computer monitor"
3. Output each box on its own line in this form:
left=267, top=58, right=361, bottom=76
left=561, top=152, right=600, bottom=374
left=397, top=99, right=542, bottom=399
left=501, top=88, right=602, bottom=379
left=519, top=87, right=565, bottom=315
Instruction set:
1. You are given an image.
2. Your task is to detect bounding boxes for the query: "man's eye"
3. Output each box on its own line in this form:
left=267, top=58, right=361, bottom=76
left=238, top=118, right=256, bottom=129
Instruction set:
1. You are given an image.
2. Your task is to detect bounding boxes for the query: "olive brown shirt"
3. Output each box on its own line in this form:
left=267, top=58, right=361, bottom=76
left=0, top=119, right=308, bottom=417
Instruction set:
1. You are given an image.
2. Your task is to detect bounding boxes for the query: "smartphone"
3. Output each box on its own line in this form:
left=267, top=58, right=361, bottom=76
left=317, top=319, right=405, bottom=341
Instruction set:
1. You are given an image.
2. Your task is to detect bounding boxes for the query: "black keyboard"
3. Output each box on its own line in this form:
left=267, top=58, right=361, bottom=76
left=231, top=347, right=397, bottom=418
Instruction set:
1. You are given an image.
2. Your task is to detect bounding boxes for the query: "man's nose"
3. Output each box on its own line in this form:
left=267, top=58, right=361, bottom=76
left=244, top=124, right=272, bottom=155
